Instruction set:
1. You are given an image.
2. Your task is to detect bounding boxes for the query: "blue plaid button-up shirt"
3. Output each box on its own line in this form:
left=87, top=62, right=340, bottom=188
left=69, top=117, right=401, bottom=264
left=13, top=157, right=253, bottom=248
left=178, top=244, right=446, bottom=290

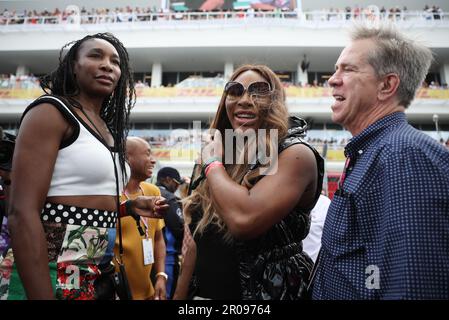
left=312, top=112, right=449, bottom=299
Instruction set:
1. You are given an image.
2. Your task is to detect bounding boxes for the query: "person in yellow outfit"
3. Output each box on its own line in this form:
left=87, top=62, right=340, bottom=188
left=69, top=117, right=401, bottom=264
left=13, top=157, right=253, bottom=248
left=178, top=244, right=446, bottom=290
left=114, top=136, right=167, bottom=300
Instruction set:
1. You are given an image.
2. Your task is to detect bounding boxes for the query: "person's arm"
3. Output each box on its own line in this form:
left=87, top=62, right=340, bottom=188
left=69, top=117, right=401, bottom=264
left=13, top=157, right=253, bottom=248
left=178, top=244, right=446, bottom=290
left=302, top=195, right=331, bottom=262
left=204, top=131, right=318, bottom=240
left=163, top=198, right=184, bottom=242
left=173, top=223, right=197, bottom=300
left=120, top=196, right=169, bottom=218
left=8, top=103, right=70, bottom=299
left=153, top=227, right=167, bottom=300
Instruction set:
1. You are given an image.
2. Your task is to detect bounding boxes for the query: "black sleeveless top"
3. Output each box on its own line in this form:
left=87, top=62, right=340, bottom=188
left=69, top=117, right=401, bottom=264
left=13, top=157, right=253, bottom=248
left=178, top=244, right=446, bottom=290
left=190, top=215, right=242, bottom=299
left=190, top=117, right=324, bottom=300
left=237, top=117, right=324, bottom=300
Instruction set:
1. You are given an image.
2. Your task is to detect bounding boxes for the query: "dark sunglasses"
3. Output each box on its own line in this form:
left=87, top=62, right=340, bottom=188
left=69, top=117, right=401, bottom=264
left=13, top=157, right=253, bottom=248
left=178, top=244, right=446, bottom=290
left=224, top=81, right=272, bottom=99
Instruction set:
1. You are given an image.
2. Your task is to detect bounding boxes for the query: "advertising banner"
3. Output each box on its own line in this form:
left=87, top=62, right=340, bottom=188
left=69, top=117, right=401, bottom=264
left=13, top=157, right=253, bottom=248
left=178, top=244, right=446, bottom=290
left=170, top=0, right=297, bottom=11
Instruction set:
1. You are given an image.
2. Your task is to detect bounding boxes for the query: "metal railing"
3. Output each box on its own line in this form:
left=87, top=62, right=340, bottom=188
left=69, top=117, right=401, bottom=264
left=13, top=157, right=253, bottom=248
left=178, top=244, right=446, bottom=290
left=0, top=10, right=448, bottom=29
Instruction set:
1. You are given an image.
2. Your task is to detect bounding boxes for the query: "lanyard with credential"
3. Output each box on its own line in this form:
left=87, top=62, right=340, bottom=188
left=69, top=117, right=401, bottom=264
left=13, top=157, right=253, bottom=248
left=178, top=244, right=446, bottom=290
left=125, top=187, right=154, bottom=265
left=339, top=156, right=351, bottom=189
left=123, top=186, right=147, bottom=237
left=335, top=156, right=351, bottom=197
left=140, top=215, right=150, bottom=239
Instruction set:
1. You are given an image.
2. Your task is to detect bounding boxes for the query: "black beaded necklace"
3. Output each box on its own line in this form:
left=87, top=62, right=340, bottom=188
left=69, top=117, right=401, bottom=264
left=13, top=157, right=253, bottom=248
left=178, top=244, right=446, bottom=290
left=69, top=98, right=129, bottom=273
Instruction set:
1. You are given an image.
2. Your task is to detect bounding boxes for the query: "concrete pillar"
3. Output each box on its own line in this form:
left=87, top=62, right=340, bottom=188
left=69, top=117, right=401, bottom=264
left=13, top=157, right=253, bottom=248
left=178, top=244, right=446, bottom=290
left=160, top=0, right=168, bottom=10
left=439, top=63, right=449, bottom=86
left=16, top=65, right=29, bottom=76
left=224, top=62, right=234, bottom=81
left=151, top=63, right=162, bottom=88
left=297, top=0, right=303, bottom=12
left=296, top=61, right=308, bottom=86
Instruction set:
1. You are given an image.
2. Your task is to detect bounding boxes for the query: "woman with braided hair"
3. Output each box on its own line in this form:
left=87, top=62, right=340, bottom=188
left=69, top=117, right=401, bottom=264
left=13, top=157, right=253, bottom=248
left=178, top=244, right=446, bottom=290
left=0, top=33, right=167, bottom=300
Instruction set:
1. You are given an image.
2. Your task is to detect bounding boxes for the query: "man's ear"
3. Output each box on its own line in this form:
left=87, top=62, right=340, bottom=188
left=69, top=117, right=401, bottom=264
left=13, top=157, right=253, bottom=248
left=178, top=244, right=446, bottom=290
left=378, top=73, right=400, bottom=102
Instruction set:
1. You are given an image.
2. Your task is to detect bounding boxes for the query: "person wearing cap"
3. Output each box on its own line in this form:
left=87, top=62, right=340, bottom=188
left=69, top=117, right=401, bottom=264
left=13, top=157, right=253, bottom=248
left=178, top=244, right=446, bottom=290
left=156, top=167, right=185, bottom=299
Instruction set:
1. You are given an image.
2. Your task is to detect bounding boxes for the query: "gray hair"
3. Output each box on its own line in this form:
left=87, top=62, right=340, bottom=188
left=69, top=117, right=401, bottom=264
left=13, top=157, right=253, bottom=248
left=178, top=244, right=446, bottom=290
left=351, top=24, right=433, bottom=108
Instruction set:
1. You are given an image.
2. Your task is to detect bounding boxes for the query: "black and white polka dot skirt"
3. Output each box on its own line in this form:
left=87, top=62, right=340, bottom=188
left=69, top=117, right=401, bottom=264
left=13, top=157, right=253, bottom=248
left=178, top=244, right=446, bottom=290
left=41, top=202, right=118, bottom=228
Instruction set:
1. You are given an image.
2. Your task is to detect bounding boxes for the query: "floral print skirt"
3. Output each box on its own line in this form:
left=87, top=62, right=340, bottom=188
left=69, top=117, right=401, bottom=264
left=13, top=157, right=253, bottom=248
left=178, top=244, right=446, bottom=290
left=0, top=202, right=117, bottom=300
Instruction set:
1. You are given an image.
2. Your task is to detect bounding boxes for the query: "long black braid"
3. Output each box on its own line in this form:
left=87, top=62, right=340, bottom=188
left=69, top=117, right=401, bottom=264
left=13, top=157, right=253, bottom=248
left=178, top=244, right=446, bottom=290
left=40, top=32, right=136, bottom=185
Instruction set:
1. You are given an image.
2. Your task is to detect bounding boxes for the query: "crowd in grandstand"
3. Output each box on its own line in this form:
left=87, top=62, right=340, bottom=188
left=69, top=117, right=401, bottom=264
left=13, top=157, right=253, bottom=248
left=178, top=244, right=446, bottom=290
left=0, top=74, right=39, bottom=89
left=1, top=73, right=448, bottom=90
left=423, top=4, right=444, bottom=19
left=129, top=130, right=449, bottom=156
left=0, top=4, right=446, bottom=25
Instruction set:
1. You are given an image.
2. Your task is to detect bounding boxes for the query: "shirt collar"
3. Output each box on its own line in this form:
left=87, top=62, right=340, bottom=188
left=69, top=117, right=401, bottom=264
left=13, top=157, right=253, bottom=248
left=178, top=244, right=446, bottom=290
left=345, top=112, right=407, bottom=159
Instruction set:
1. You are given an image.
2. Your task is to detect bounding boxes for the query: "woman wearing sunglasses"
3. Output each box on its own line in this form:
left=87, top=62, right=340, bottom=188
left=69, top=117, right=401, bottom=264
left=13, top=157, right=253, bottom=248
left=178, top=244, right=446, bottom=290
left=177, top=65, right=324, bottom=300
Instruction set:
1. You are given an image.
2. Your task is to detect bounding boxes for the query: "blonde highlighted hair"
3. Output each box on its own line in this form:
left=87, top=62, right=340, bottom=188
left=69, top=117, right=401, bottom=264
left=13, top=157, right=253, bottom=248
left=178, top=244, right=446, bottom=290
left=183, top=64, right=290, bottom=240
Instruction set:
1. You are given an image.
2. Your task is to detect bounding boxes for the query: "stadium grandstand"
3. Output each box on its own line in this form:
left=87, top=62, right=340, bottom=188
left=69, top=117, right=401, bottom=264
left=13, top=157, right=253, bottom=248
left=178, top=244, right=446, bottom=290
left=1, top=0, right=448, bottom=198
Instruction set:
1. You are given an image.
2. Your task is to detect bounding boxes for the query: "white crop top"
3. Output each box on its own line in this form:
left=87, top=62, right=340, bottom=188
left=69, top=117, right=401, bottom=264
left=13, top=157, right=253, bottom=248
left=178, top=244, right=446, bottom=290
left=25, top=95, right=126, bottom=196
